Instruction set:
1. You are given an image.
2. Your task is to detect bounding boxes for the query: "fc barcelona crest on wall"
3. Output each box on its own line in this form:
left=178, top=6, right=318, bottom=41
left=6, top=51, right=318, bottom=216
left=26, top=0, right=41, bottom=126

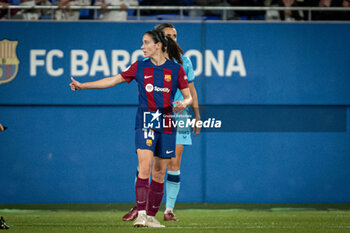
left=0, top=39, right=20, bottom=85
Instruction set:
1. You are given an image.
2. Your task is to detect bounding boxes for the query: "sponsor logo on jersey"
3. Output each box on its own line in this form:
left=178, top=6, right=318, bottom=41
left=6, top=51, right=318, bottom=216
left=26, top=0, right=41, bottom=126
left=145, top=84, right=170, bottom=93
left=145, top=83, right=153, bottom=92
left=0, top=39, right=20, bottom=85
left=154, top=86, right=170, bottom=93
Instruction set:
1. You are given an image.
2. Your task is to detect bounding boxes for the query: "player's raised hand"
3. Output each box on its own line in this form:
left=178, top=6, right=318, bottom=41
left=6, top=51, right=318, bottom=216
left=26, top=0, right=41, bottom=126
left=69, top=77, right=83, bottom=91
left=173, top=100, right=186, bottom=114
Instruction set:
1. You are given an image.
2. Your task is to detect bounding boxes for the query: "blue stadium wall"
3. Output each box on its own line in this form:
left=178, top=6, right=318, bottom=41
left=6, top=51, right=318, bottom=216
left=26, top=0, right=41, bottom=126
left=0, top=22, right=349, bottom=204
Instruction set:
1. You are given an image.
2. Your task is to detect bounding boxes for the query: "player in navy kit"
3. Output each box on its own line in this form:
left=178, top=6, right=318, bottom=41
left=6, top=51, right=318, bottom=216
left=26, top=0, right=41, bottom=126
left=123, top=23, right=200, bottom=222
left=69, top=29, right=192, bottom=228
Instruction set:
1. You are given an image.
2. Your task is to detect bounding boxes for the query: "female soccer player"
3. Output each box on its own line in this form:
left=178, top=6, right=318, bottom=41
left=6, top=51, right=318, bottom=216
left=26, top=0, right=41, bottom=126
left=157, top=23, right=201, bottom=221
left=69, top=29, right=192, bottom=228
left=123, top=23, right=201, bottom=222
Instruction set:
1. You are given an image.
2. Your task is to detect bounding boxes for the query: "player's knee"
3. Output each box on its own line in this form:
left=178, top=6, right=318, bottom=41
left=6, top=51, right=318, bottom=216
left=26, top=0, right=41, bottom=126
left=152, top=169, right=166, bottom=182
left=152, top=172, right=166, bottom=183
left=168, top=163, right=180, bottom=171
left=138, top=166, right=151, bottom=178
left=168, top=159, right=181, bottom=171
left=153, top=166, right=166, bottom=175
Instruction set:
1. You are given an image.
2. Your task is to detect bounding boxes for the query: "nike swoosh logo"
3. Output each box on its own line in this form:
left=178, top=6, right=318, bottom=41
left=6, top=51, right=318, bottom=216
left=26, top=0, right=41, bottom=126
left=166, top=150, right=174, bottom=154
left=152, top=205, right=160, bottom=209
left=144, top=75, right=152, bottom=79
left=137, top=201, right=146, bottom=204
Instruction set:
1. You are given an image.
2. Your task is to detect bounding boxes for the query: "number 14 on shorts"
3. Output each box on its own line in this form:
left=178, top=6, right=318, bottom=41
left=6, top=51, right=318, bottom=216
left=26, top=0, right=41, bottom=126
left=143, top=129, right=155, bottom=140
left=143, top=129, right=154, bottom=147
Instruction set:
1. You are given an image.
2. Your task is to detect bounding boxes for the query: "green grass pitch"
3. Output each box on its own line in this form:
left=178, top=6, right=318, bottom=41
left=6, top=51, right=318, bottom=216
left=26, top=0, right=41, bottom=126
left=1, top=203, right=349, bottom=233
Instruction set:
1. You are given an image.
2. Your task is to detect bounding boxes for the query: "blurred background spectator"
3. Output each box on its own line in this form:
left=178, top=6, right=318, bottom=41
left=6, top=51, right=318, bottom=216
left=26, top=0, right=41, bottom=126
left=0, top=0, right=20, bottom=19
left=95, top=0, right=138, bottom=21
left=190, top=0, right=234, bottom=20
left=313, top=0, right=348, bottom=20
left=138, top=0, right=189, bottom=16
left=0, top=0, right=349, bottom=21
left=264, top=0, right=350, bottom=21
left=17, top=0, right=52, bottom=20
left=37, top=0, right=53, bottom=19
left=277, top=0, right=318, bottom=21
left=55, top=0, right=90, bottom=20
left=229, top=0, right=265, bottom=20
left=0, top=0, right=11, bottom=19
left=342, top=0, right=350, bottom=20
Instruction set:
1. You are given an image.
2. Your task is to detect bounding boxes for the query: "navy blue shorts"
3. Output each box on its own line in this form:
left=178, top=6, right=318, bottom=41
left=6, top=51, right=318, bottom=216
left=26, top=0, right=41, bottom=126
left=135, top=128, right=176, bottom=158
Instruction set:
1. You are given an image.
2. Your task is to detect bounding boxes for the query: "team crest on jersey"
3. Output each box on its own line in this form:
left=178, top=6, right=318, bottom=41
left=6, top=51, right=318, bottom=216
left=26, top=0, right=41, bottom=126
left=164, top=74, right=171, bottom=82
left=0, top=39, right=20, bottom=85
left=146, top=139, right=152, bottom=147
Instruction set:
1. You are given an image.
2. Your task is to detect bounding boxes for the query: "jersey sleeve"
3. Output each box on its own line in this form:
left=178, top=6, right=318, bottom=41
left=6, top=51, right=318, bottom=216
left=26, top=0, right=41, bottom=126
left=120, top=61, right=138, bottom=83
left=178, top=65, right=189, bottom=90
left=183, top=56, right=195, bottom=83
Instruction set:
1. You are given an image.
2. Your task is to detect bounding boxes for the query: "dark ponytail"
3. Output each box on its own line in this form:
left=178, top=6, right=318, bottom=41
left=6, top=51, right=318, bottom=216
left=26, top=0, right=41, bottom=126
left=145, top=29, right=183, bottom=65
left=165, top=35, right=183, bottom=65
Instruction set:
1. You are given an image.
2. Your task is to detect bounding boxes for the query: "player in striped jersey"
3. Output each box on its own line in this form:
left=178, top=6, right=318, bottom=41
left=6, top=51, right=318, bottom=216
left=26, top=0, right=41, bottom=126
left=123, top=23, right=200, bottom=222
left=69, top=29, right=192, bottom=228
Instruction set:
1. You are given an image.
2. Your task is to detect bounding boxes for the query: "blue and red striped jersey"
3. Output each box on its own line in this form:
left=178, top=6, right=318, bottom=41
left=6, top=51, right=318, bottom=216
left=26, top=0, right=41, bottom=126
left=121, top=59, right=188, bottom=133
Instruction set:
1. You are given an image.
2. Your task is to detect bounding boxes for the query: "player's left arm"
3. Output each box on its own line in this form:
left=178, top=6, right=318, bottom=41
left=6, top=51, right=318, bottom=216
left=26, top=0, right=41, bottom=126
left=188, top=82, right=201, bottom=136
left=173, top=65, right=192, bottom=113
left=184, top=56, right=201, bottom=136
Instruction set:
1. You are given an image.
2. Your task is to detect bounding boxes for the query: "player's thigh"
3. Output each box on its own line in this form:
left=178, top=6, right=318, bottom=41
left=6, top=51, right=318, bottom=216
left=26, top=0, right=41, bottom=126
left=135, top=128, right=159, bottom=178
left=135, top=128, right=159, bottom=153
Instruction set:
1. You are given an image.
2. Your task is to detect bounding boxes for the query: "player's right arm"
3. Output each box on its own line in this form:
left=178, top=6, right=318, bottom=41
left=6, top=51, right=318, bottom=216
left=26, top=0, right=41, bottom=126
left=70, top=61, right=138, bottom=91
left=70, top=74, right=126, bottom=91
